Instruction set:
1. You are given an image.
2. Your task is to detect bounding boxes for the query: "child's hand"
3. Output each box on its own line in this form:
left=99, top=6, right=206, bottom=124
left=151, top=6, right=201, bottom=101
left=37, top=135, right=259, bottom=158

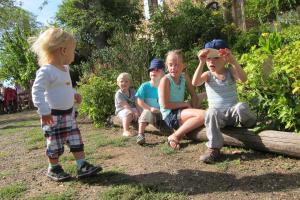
left=150, top=107, right=160, bottom=113
left=74, top=93, right=82, bottom=104
left=197, top=49, right=209, bottom=63
left=133, top=112, right=139, bottom=121
left=41, top=115, right=54, bottom=125
left=219, top=48, right=237, bottom=65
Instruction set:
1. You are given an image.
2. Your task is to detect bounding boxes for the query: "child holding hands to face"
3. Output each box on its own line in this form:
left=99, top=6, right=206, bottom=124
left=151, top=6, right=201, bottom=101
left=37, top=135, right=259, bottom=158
left=115, top=72, right=140, bottom=137
left=159, top=50, right=206, bottom=149
left=192, top=39, right=256, bottom=163
left=31, top=28, right=101, bottom=181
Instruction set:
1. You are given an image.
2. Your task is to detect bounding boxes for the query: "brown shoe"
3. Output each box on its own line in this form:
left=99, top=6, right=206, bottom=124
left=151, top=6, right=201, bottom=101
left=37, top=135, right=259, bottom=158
left=200, top=148, right=221, bottom=164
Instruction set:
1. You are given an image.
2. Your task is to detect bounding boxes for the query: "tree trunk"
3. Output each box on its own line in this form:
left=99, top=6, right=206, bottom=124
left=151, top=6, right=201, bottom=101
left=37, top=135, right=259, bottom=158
left=188, top=127, right=300, bottom=158
left=111, top=115, right=300, bottom=158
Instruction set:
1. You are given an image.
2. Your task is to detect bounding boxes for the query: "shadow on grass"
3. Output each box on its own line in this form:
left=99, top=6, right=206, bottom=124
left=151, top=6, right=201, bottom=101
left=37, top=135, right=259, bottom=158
left=78, top=170, right=300, bottom=195
left=0, top=116, right=39, bottom=126
left=0, top=124, right=40, bottom=129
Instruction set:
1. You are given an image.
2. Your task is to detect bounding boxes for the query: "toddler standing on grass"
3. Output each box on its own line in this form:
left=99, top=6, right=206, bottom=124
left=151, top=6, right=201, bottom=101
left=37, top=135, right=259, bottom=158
left=31, top=27, right=102, bottom=181
left=115, top=72, right=140, bottom=137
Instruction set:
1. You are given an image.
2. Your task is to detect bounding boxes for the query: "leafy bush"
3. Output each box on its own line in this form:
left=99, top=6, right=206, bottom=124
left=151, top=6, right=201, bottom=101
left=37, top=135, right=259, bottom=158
left=258, top=32, right=283, bottom=54
left=80, top=29, right=154, bottom=88
left=245, top=0, right=299, bottom=24
left=239, top=39, right=300, bottom=132
left=56, top=0, right=142, bottom=56
left=0, top=26, right=37, bottom=89
left=149, top=0, right=225, bottom=55
left=231, top=28, right=260, bottom=54
left=78, top=74, right=116, bottom=126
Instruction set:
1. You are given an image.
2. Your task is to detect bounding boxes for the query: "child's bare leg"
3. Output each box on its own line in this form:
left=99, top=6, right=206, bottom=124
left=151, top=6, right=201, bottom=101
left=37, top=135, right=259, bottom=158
left=48, top=157, right=59, bottom=165
left=72, top=151, right=85, bottom=160
left=168, top=109, right=205, bottom=142
left=136, top=122, right=147, bottom=145
left=138, top=122, right=147, bottom=135
left=122, top=114, right=133, bottom=136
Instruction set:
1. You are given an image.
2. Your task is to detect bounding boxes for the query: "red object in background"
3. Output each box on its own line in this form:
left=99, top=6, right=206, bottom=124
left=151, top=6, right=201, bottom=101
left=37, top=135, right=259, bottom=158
left=4, top=88, right=17, bottom=105
left=2, top=88, right=18, bottom=113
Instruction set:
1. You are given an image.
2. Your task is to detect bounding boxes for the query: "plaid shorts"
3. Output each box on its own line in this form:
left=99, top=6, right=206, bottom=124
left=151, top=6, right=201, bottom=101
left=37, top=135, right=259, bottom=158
left=42, top=110, right=84, bottom=159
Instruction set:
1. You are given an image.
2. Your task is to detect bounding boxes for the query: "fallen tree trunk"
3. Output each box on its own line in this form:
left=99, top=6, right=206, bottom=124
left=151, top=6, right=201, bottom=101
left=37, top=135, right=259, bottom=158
left=111, top=116, right=300, bottom=158
left=188, top=127, right=300, bottom=158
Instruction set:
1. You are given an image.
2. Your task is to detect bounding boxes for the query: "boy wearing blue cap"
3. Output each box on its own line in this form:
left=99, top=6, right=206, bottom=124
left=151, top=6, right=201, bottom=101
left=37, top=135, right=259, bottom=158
left=192, top=39, right=256, bottom=163
left=135, top=58, right=165, bottom=145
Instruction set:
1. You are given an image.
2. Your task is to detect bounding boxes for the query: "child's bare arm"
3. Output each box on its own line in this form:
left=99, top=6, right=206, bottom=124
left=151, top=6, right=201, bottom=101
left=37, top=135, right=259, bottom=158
left=185, top=74, right=198, bottom=108
left=159, top=76, right=190, bottom=109
left=220, top=49, right=247, bottom=83
left=192, top=49, right=209, bottom=86
left=120, top=101, right=134, bottom=112
left=137, top=98, right=150, bottom=110
left=137, top=98, right=160, bottom=113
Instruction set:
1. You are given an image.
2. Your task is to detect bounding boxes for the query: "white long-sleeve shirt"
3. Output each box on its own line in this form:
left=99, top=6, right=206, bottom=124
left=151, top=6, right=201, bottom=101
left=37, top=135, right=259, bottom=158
left=32, top=64, right=75, bottom=116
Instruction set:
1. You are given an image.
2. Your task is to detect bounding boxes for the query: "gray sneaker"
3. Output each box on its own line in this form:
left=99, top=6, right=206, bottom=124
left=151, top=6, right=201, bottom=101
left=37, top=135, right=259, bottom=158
left=136, top=134, right=145, bottom=145
left=77, top=162, right=102, bottom=178
left=47, top=165, right=71, bottom=182
left=200, top=148, right=221, bottom=164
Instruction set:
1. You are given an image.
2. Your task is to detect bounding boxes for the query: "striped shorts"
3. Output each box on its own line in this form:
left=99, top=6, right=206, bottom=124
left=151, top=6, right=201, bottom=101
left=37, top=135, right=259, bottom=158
left=42, top=110, right=84, bottom=159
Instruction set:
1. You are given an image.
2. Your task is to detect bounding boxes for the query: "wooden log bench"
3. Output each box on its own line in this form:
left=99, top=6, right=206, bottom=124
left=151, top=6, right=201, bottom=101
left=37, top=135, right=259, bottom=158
left=111, top=116, right=300, bottom=158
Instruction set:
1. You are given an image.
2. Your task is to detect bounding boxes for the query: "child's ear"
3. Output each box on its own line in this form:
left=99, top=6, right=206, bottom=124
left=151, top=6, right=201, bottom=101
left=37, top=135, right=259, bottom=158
left=60, top=47, right=67, bottom=55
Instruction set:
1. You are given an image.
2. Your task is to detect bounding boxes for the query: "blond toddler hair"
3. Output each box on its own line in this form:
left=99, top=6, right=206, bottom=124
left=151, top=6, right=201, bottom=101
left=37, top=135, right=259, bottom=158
left=117, top=72, right=132, bottom=82
left=30, top=27, right=75, bottom=66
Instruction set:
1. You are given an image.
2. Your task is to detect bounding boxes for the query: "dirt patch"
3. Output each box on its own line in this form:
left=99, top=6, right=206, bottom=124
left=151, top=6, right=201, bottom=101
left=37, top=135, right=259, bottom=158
left=0, top=110, right=300, bottom=199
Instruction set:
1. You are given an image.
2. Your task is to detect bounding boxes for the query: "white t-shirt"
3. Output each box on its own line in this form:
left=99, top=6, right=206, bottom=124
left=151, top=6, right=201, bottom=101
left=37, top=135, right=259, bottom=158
left=32, top=64, right=75, bottom=116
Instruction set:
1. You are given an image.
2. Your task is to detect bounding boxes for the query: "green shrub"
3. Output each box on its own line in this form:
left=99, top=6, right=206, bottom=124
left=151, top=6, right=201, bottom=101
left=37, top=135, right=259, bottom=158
left=258, top=31, right=283, bottom=54
left=245, top=0, right=298, bottom=24
left=80, top=29, right=153, bottom=88
left=78, top=74, right=116, bottom=126
left=149, top=0, right=225, bottom=54
left=231, top=28, right=260, bottom=54
left=239, top=40, right=300, bottom=132
left=0, top=182, right=27, bottom=200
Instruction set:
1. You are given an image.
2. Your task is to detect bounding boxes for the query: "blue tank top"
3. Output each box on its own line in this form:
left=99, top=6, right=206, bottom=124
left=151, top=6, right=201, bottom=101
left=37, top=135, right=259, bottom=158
left=205, top=68, right=237, bottom=111
left=160, top=73, right=186, bottom=119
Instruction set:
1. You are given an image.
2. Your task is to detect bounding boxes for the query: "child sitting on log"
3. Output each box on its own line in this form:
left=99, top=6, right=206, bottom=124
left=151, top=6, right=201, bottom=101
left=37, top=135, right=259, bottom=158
left=192, top=39, right=257, bottom=163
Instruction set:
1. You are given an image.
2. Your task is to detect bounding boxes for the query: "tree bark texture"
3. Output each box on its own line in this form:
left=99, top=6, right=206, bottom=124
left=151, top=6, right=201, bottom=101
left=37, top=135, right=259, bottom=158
left=111, top=115, right=300, bottom=158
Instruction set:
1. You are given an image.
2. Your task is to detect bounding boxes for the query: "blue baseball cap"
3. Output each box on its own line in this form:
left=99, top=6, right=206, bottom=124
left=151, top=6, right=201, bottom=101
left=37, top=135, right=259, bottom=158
left=204, top=39, right=229, bottom=58
left=204, top=39, right=228, bottom=50
left=149, top=58, right=164, bottom=72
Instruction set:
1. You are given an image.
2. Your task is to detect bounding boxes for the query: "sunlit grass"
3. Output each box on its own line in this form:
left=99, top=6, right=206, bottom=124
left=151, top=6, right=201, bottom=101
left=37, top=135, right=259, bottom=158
left=29, top=189, right=76, bottom=200
left=24, top=128, right=45, bottom=150
left=94, top=134, right=129, bottom=148
left=0, top=182, right=28, bottom=200
left=216, top=158, right=241, bottom=172
left=0, top=171, right=11, bottom=179
left=0, top=152, right=8, bottom=159
left=159, top=143, right=177, bottom=155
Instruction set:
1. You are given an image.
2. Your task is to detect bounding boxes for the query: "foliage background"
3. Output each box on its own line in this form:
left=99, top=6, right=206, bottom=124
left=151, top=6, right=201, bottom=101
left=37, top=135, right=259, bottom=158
left=0, top=0, right=299, bottom=132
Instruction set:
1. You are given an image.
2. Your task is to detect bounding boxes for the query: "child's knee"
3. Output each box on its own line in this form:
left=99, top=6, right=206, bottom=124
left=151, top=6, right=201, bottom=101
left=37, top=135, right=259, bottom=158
left=138, top=110, right=153, bottom=123
left=205, top=108, right=222, bottom=119
left=235, top=102, right=256, bottom=127
left=235, top=102, right=249, bottom=112
left=195, top=110, right=205, bottom=123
